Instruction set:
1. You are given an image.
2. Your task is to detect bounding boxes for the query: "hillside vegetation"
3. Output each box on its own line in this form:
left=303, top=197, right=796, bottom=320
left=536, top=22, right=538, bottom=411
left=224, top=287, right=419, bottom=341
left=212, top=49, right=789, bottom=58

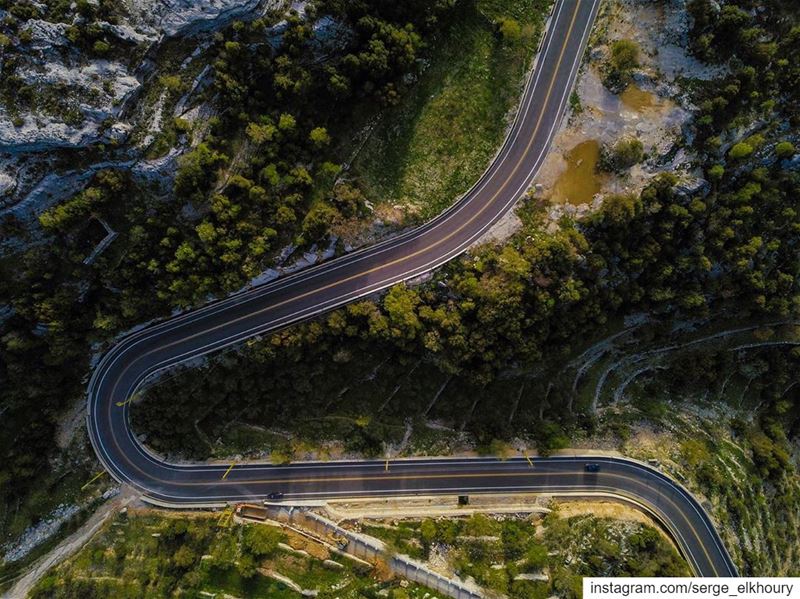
left=134, top=0, right=800, bottom=575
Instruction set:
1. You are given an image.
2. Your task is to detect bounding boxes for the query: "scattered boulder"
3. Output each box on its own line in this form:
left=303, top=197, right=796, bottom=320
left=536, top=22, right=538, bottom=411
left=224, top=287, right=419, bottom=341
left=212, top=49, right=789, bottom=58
left=0, top=171, right=16, bottom=197
left=674, top=176, right=709, bottom=199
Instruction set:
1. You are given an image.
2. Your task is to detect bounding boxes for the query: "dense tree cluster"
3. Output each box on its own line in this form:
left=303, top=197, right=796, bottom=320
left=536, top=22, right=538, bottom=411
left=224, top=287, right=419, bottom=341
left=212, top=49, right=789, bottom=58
left=688, top=0, right=800, bottom=147
left=146, top=1, right=459, bottom=305
left=130, top=0, right=800, bottom=468
left=134, top=0, right=800, bottom=462
left=136, top=152, right=800, bottom=457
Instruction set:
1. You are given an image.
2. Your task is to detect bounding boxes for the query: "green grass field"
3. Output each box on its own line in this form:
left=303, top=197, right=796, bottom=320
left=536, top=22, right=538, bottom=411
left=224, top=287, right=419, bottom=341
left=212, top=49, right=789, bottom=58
left=347, top=0, right=550, bottom=221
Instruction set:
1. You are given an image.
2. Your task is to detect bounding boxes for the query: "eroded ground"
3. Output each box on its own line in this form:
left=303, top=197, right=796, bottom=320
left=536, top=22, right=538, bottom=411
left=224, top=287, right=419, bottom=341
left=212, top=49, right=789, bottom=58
left=536, top=0, right=713, bottom=222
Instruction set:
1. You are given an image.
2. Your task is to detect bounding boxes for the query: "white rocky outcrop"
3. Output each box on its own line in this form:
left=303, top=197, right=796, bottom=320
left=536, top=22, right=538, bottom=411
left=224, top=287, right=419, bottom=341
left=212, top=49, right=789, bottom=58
left=2, top=503, right=81, bottom=563
left=0, top=1, right=288, bottom=154
left=24, top=18, right=71, bottom=54
left=122, top=0, right=285, bottom=37
left=0, top=0, right=291, bottom=230
left=0, top=63, right=140, bottom=152
left=0, top=20, right=147, bottom=153
left=0, top=171, right=15, bottom=196
left=0, top=159, right=134, bottom=224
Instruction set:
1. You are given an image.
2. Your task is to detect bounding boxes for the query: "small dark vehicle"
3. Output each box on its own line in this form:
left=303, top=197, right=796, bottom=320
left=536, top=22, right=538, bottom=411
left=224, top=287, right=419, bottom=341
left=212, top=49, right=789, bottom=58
left=265, top=492, right=285, bottom=501
left=585, top=463, right=600, bottom=473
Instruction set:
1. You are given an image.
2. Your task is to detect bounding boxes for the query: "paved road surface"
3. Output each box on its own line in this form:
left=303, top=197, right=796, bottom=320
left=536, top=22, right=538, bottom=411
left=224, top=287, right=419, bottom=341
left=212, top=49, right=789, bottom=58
left=86, top=0, right=736, bottom=577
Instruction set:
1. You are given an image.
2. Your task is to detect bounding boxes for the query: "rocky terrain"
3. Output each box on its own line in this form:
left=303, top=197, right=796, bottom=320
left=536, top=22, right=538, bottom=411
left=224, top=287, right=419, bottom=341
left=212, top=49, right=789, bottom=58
left=0, top=0, right=286, bottom=248
left=537, top=0, right=722, bottom=222
left=123, top=0, right=280, bottom=37
left=0, top=17, right=149, bottom=152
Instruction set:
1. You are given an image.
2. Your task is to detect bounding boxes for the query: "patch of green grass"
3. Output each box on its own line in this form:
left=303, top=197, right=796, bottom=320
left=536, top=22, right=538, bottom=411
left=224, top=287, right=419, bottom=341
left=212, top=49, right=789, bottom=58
left=364, top=521, right=426, bottom=560
left=212, top=423, right=289, bottom=458
left=348, top=0, right=549, bottom=221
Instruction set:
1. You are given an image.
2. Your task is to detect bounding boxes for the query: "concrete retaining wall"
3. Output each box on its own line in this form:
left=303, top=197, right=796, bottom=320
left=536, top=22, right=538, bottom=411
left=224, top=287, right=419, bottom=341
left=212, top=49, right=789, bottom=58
left=261, top=506, right=484, bottom=599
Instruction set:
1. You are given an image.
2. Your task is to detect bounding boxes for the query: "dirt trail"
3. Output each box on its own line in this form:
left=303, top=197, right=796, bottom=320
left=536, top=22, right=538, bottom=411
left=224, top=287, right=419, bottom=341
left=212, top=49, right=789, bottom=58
left=4, top=486, right=138, bottom=599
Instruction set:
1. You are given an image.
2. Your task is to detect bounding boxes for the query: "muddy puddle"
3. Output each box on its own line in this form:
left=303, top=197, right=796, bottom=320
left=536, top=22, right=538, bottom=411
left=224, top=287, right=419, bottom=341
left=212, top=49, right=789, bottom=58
left=550, top=139, right=603, bottom=205
left=620, top=84, right=659, bottom=112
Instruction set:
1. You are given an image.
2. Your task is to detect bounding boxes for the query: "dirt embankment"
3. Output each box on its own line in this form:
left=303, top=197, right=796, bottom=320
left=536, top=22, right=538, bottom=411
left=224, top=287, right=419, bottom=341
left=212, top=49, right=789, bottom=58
left=4, top=486, right=139, bottom=599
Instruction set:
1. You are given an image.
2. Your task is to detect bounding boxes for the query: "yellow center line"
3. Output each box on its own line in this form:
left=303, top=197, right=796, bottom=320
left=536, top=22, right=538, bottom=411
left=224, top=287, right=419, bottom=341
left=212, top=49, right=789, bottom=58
left=93, top=0, right=721, bottom=575
left=105, top=1, right=583, bottom=473
left=103, top=1, right=586, bottom=503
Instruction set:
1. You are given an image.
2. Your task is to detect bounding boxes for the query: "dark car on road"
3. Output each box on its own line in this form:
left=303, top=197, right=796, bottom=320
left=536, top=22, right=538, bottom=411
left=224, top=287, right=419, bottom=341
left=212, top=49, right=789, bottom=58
left=585, top=463, right=600, bottom=473
left=265, top=492, right=284, bottom=501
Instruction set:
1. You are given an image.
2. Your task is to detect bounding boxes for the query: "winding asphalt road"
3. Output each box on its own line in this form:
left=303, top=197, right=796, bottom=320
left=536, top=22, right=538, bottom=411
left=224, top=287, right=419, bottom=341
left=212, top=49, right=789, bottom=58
left=86, top=0, right=736, bottom=577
